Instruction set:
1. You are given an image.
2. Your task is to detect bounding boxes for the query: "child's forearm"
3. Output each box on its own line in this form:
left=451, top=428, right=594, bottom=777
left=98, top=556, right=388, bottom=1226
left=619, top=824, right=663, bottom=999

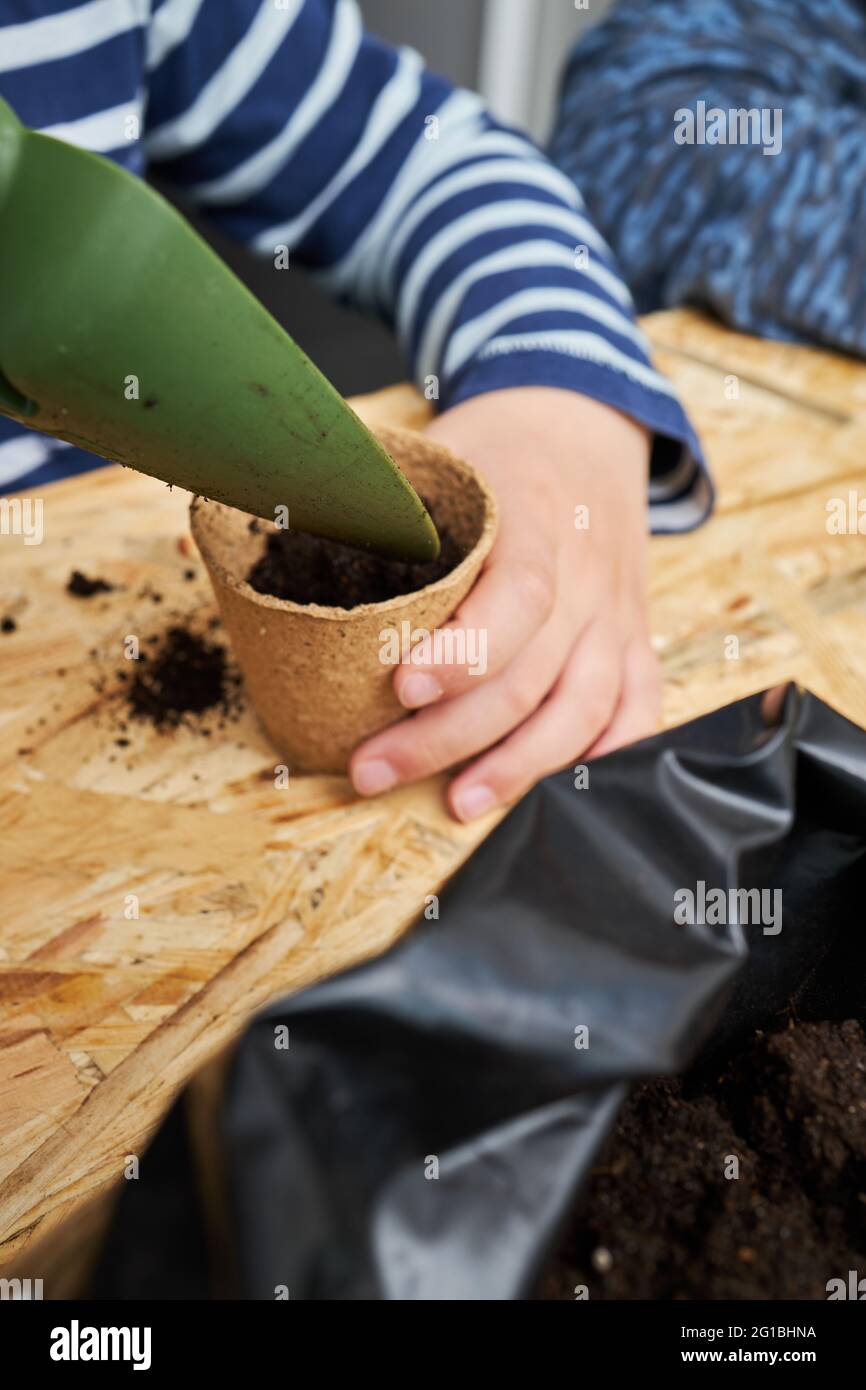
left=144, top=1, right=706, bottom=536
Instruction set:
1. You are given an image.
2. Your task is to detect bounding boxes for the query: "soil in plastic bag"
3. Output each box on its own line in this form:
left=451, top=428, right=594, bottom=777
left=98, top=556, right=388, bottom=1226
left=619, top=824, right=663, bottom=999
left=88, top=687, right=866, bottom=1301
left=541, top=1016, right=866, bottom=1300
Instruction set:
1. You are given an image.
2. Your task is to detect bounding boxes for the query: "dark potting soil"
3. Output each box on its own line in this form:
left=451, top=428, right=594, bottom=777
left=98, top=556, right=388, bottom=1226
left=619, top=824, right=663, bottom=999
left=541, top=1018, right=866, bottom=1300
left=246, top=502, right=464, bottom=609
left=126, top=626, right=242, bottom=730
left=67, top=569, right=115, bottom=598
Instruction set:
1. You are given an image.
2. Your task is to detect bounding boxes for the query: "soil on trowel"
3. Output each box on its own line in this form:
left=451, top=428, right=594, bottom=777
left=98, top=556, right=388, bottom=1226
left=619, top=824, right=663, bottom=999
left=541, top=1018, right=866, bottom=1300
left=125, top=625, right=243, bottom=731
left=246, top=500, right=464, bottom=609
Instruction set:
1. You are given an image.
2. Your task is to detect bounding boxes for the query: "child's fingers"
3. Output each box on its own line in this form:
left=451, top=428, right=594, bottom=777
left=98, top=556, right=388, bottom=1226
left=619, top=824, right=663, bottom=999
left=581, top=637, right=662, bottom=760
left=350, top=624, right=570, bottom=795
left=445, top=621, right=623, bottom=819
left=391, top=546, right=557, bottom=710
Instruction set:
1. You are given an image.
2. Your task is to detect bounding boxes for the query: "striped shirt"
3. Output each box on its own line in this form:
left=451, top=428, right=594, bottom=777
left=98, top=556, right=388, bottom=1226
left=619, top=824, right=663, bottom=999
left=0, top=0, right=709, bottom=530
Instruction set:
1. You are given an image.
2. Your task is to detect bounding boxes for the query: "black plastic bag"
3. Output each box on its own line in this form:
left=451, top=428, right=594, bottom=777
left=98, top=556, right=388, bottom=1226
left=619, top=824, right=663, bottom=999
left=90, top=687, right=866, bottom=1300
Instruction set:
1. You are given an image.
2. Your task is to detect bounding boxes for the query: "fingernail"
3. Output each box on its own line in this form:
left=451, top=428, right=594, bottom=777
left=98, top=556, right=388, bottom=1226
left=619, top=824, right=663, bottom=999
left=453, top=784, right=497, bottom=822
left=352, top=759, right=398, bottom=796
left=400, top=673, right=441, bottom=709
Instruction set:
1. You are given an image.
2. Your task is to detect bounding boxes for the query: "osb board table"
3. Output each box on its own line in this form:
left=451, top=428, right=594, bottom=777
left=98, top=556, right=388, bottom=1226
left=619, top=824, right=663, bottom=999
left=2, top=307, right=866, bottom=1271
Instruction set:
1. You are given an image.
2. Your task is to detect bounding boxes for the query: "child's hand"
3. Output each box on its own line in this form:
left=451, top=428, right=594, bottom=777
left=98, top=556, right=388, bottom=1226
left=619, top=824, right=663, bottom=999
left=349, top=387, right=661, bottom=820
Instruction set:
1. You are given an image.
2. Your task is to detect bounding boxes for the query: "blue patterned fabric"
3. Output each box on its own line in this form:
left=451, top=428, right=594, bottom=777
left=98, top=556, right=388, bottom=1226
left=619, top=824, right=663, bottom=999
left=551, top=0, right=866, bottom=356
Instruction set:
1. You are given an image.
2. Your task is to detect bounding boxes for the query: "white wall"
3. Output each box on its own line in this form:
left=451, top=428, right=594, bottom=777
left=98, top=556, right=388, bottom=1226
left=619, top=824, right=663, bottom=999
left=479, top=0, right=613, bottom=142
left=360, top=0, right=485, bottom=89
left=362, top=0, right=613, bottom=145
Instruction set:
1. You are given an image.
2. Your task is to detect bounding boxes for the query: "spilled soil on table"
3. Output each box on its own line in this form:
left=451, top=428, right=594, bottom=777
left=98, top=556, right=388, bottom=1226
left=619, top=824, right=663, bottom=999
left=67, top=569, right=116, bottom=598
left=124, top=624, right=243, bottom=731
left=72, top=560, right=246, bottom=741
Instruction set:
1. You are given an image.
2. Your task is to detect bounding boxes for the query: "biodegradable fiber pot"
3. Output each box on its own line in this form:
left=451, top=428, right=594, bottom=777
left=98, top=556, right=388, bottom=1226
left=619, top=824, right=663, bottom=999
left=190, top=425, right=498, bottom=773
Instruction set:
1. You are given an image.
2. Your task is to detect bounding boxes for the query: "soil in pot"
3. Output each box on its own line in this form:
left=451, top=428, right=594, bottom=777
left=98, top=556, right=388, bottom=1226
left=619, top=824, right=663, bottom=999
left=541, top=1016, right=866, bottom=1300
left=190, top=424, right=497, bottom=773
left=246, top=497, right=465, bottom=609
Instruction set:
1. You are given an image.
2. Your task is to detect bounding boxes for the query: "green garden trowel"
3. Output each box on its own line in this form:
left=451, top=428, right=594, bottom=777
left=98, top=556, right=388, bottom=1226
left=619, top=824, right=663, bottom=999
left=0, top=96, right=438, bottom=561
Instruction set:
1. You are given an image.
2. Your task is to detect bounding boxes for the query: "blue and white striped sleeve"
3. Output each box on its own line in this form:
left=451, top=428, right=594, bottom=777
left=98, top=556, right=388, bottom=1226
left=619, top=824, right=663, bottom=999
left=144, top=0, right=711, bottom=532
